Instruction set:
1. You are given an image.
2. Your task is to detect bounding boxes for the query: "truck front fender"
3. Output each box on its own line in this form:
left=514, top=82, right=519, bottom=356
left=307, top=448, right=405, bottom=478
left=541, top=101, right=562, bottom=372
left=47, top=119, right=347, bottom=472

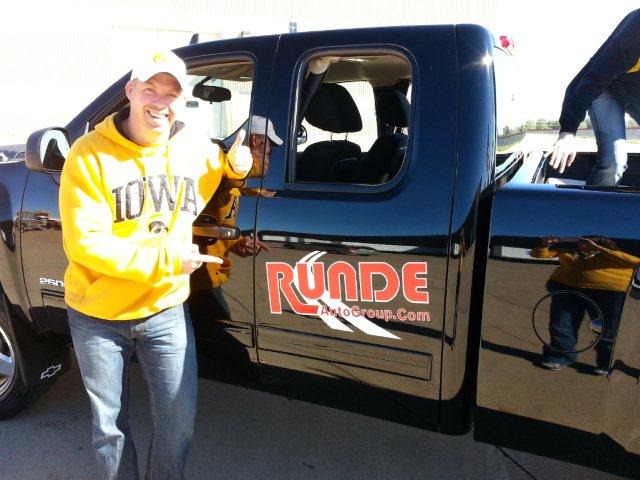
left=1, top=290, right=70, bottom=388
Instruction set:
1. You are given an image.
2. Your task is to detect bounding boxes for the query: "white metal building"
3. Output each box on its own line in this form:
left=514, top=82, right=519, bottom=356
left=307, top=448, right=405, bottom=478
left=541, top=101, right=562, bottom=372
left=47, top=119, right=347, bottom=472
left=0, top=0, right=497, bottom=144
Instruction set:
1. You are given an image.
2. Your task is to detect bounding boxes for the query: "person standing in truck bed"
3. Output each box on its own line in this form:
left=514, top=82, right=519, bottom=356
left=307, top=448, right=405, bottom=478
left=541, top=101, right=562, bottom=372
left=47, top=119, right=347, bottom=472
left=549, top=8, right=640, bottom=185
left=59, top=50, right=251, bottom=479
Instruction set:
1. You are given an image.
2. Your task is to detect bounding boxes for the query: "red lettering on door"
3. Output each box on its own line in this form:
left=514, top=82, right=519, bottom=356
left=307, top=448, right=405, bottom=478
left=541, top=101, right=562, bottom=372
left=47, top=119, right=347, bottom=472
left=265, top=262, right=318, bottom=315
left=402, top=262, right=429, bottom=303
left=359, top=262, right=400, bottom=302
left=296, top=262, right=325, bottom=300
left=326, top=261, right=359, bottom=301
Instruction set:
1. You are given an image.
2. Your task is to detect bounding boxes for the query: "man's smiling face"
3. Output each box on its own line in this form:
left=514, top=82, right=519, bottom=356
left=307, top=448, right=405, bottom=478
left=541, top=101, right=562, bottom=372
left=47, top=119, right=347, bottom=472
left=124, top=72, right=182, bottom=145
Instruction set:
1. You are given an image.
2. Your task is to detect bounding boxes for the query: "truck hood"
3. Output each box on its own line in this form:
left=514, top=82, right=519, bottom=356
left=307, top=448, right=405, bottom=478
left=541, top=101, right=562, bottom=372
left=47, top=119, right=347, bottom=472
left=0, top=144, right=25, bottom=162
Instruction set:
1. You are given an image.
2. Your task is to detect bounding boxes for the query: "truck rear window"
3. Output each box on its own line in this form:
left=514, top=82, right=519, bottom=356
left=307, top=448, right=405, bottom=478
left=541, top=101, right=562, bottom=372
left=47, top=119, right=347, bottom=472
left=289, top=51, right=413, bottom=186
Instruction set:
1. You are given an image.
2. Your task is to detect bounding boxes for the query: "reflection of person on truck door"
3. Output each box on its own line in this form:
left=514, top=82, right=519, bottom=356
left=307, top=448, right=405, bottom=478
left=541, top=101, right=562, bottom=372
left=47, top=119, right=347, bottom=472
left=531, top=237, right=639, bottom=374
left=59, top=50, right=252, bottom=479
left=189, top=115, right=282, bottom=319
left=549, top=9, right=640, bottom=185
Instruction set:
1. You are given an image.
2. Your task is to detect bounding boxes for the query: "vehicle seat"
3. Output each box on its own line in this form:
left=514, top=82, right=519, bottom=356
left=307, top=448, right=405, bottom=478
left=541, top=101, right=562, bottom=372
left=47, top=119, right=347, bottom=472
left=356, top=89, right=409, bottom=184
left=297, top=83, right=362, bottom=182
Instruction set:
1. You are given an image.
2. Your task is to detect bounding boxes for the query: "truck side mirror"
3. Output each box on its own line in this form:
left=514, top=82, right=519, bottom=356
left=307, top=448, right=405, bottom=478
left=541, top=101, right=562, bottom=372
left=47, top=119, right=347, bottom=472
left=25, top=127, right=70, bottom=173
left=297, top=124, right=308, bottom=145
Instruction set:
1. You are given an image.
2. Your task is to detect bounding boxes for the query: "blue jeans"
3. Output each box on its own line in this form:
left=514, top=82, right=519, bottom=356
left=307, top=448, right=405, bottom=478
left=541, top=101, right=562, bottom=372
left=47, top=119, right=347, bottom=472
left=587, top=90, right=629, bottom=185
left=542, top=280, right=625, bottom=368
left=68, top=304, right=197, bottom=480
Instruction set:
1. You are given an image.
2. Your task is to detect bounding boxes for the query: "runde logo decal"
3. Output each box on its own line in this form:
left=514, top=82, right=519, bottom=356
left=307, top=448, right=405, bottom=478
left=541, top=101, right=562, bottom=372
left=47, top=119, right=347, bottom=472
left=266, top=251, right=430, bottom=339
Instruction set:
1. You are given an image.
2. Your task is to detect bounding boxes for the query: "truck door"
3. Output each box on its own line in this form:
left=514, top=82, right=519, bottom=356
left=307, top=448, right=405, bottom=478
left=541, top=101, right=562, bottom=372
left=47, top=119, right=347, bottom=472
left=253, top=27, right=459, bottom=427
left=477, top=185, right=640, bottom=476
left=21, top=35, right=279, bottom=364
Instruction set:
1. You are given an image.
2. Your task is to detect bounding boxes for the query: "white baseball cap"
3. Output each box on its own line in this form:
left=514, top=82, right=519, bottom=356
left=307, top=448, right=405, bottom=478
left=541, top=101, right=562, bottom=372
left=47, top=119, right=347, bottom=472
left=130, top=50, right=189, bottom=93
left=250, top=115, right=283, bottom=145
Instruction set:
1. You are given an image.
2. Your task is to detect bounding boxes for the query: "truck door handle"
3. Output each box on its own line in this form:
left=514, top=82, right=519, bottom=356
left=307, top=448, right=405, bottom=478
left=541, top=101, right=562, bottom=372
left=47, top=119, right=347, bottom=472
left=192, top=214, right=240, bottom=244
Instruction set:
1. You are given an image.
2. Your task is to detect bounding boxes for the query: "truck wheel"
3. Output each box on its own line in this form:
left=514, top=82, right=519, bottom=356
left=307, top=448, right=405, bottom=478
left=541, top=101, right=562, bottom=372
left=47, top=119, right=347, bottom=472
left=0, top=312, right=51, bottom=419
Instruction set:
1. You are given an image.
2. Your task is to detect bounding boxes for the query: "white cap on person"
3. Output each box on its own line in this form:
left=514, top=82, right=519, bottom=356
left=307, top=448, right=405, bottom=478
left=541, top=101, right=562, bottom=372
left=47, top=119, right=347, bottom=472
left=250, top=115, right=283, bottom=145
left=130, top=50, right=189, bottom=93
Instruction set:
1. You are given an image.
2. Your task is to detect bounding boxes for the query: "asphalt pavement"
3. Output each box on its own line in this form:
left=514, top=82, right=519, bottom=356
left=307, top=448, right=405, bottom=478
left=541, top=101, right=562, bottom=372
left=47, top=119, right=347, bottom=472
left=0, top=356, right=628, bottom=480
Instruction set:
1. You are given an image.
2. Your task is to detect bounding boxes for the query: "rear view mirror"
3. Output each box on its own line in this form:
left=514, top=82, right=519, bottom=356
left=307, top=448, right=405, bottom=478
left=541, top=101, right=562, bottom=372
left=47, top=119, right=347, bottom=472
left=192, top=78, right=232, bottom=103
left=25, top=127, right=70, bottom=173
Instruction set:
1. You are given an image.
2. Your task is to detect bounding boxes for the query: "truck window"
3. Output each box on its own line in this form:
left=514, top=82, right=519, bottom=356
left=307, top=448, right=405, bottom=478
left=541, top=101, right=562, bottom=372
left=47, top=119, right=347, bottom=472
left=494, top=46, right=525, bottom=166
left=182, top=59, right=254, bottom=142
left=289, top=52, right=413, bottom=186
left=298, top=80, right=378, bottom=155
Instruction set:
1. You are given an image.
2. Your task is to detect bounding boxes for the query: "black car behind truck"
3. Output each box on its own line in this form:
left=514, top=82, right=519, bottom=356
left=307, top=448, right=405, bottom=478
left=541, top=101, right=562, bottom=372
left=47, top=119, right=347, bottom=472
left=1, top=24, right=640, bottom=478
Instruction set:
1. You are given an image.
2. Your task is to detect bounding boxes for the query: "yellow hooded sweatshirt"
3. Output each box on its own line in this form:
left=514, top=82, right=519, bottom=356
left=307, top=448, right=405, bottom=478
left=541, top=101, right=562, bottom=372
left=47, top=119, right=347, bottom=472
left=59, top=112, right=244, bottom=320
left=531, top=245, right=640, bottom=292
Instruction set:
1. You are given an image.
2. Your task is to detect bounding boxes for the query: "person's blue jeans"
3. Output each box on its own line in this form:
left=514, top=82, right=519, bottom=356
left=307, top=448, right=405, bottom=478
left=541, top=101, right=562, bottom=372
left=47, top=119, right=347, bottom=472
left=587, top=90, right=629, bottom=185
left=542, top=280, right=625, bottom=369
left=67, top=304, right=197, bottom=480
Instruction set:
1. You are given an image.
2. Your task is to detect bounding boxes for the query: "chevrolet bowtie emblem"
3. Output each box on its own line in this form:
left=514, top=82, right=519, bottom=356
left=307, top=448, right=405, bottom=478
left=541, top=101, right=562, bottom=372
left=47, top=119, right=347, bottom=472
left=40, top=364, right=62, bottom=379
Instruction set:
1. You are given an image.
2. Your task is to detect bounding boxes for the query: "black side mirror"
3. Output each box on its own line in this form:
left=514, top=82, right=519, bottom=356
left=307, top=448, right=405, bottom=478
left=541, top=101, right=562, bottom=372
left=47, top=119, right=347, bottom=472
left=25, top=127, right=70, bottom=173
left=297, top=124, right=308, bottom=145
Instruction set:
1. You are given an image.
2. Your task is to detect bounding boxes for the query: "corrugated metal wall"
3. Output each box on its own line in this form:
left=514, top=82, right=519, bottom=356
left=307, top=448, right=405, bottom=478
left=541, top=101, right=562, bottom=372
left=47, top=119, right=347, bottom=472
left=0, top=0, right=496, bottom=144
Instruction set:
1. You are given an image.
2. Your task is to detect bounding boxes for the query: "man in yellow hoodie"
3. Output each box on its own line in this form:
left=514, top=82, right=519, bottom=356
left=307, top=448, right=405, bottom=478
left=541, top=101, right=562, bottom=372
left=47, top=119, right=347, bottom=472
left=59, top=50, right=251, bottom=479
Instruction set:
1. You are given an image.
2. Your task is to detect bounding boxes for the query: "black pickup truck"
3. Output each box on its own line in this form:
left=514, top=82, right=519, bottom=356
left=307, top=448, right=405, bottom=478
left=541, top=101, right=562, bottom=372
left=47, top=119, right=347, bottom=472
left=2, top=24, right=640, bottom=478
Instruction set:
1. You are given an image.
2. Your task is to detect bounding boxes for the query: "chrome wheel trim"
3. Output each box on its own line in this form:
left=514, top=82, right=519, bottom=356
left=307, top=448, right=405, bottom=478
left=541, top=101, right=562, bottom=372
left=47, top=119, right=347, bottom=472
left=0, top=324, right=16, bottom=397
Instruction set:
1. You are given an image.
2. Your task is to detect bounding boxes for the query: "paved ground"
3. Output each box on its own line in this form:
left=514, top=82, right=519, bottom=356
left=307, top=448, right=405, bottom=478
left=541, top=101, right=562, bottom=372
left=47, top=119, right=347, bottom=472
left=0, top=356, right=628, bottom=480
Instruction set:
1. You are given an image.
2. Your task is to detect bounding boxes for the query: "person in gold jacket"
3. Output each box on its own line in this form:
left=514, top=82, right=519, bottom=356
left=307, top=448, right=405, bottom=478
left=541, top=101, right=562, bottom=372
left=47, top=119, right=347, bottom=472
left=59, top=50, right=252, bottom=479
left=531, top=237, right=640, bottom=374
left=189, top=115, right=281, bottom=322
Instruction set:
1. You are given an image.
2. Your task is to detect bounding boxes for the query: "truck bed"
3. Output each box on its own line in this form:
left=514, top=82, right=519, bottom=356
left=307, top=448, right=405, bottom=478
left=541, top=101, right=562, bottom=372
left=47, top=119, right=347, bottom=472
left=545, top=152, right=640, bottom=186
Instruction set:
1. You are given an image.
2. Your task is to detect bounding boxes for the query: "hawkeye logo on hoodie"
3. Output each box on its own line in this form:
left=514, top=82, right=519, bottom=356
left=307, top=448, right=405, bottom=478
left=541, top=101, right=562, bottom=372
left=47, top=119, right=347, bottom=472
left=110, top=174, right=197, bottom=224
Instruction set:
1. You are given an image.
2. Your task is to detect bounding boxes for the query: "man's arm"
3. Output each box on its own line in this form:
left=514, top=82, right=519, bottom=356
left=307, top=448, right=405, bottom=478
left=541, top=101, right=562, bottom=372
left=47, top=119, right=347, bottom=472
left=579, top=238, right=640, bottom=266
left=560, top=9, right=640, bottom=134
